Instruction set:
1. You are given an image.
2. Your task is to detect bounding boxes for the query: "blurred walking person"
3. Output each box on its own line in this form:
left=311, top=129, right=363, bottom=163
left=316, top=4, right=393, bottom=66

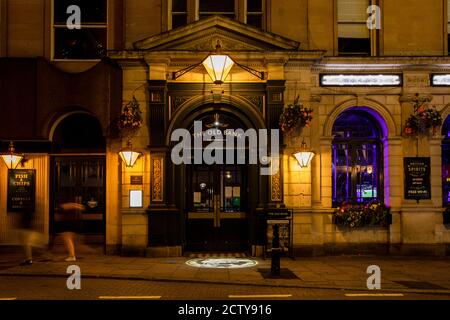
left=59, top=201, right=85, bottom=262
left=12, top=210, right=46, bottom=266
left=17, top=210, right=34, bottom=265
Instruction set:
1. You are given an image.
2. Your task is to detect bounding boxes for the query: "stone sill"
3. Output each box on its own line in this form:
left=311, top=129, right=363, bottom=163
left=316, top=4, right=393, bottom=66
left=333, top=225, right=390, bottom=232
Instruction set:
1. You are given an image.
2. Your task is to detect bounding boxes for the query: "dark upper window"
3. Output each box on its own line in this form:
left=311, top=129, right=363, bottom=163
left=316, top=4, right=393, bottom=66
left=169, top=0, right=266, bottom=30
left=172, top=0, right=188, bottom=29
left=199, top=0, right=235, bottom=20
left=448, top=0, right=450, bottom=55
left=337, top=0, right=371, bottom=56
left=53, top=0, right=107, bottom=60
left=442, top=116, right=450, bottom=207
left=332, top=110, right=383, bottom=207
left=246, top=0, right=263, bottom=29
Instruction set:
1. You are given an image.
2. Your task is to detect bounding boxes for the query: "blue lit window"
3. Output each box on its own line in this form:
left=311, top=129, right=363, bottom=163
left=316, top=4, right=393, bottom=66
left=442, top=116, right=450, bottom=207
left=332, top=110, right=383, bottom=207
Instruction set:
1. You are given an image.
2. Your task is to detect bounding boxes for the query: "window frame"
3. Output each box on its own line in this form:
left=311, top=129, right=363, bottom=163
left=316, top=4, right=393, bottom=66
left=446, top=0, right=450, bottom=55
left=198, top=0, right=237, bottom=20
left=51, top=0, right=108, bottom=62
left=335, top=0, right=380, bottom=57
left=167, top=0, right=268, bottom=31
left=245, top=0, right=265, bottom=29
left=331, top=113, right=384, bottom=207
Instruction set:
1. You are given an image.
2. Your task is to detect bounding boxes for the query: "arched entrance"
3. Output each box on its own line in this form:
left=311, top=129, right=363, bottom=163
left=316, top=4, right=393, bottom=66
left=170, top=104, right=266, bottom=253
left=49, top=112, right=107, bottom=248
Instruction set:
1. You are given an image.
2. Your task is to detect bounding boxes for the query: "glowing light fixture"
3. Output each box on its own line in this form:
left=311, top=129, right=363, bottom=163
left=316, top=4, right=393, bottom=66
left=1, top=141, right=24, bottom=169
left=119, top=140, right=141, bottom=168
left=172, top=41, right=264, bottom=83
left=202, top=42, right=235, bottom=85
left=293, top=139, right=315, bottom=168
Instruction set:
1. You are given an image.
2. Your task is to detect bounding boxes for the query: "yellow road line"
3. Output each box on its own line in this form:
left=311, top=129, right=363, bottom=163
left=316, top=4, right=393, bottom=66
left=345, top=293, right=404, bottom=297
left=229, top=294, right=292, bottom=299
left=99, top=296, right=162, bottom=300
left=0, top=298, right=17, bottom=300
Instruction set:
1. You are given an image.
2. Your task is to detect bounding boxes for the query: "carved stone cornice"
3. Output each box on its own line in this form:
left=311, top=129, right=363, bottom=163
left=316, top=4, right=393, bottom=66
left=133, top=15, right=300, bottom=52
left=399, top=94, right=433, bottom=104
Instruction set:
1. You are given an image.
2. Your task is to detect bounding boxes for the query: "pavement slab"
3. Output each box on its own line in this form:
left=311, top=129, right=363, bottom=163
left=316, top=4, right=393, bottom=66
left=1, top=250, right=450, bottom=295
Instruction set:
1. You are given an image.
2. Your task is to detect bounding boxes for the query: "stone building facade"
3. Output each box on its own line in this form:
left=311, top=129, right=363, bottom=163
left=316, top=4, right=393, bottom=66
left=1, top=0, right=450, bottom=256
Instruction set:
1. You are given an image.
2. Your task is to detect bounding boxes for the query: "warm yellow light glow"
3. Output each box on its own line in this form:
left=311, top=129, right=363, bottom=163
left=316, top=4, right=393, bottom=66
left=293, top=140, right=315, bottom=168
left=119, top=140, right=141, bottom=168
left=202, top=54, right=234, bottom=84
left=1, top=155, right=23, bottom=170
left=119, top=150, right=140, bottom=168
left=1, top=142, right=23, bottom=169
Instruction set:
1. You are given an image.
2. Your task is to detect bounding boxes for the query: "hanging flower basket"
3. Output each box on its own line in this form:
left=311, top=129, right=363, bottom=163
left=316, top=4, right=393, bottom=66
left=403, top=100, right=443, bottom=137
left=333, top=201, right=392, bottom=228
left=116, top=96, right=143, bottom=138
left=279, top=96, right=313, bottom=134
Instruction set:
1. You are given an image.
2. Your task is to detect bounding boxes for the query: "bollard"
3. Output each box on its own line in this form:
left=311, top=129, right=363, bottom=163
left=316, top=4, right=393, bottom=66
left=271, top=224, right=281, bottom=275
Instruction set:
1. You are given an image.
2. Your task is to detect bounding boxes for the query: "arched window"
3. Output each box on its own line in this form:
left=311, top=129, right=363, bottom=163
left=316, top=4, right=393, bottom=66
left=442, top=116, right=450, bottom=208
left=52, top=113, right=105, bottom=152
left=332, top=110, right=383, bottom=207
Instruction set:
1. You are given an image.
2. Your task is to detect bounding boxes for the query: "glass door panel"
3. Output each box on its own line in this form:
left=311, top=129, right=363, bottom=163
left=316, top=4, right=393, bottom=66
left=51, top=156, right=106, bottom=236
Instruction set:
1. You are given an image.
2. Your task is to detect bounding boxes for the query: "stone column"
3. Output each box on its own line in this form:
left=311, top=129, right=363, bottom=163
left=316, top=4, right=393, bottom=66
left=385, top=137, right=402, bottom=246
left=430, top=136, right=445, bottom=244
left=266, top=79, right=286, bottom=208
left=106, top=139, right=122, bottom=255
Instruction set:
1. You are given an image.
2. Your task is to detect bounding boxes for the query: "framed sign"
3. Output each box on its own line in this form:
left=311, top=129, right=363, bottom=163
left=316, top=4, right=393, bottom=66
left=404, top=157, right=431, bottom=200
left=129, top=190, right=143, bottom=208
left=130, top=175, right=143, bottom=185
left=267, top=210, right=291, bottom=219
left=7, top=169, right=36, bottom=212
left=264, top=208, right=293, bottom=259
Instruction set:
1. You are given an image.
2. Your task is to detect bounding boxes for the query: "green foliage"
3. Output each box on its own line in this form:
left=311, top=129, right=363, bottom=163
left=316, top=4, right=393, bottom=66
left=333, top=201, right=391, bottom=228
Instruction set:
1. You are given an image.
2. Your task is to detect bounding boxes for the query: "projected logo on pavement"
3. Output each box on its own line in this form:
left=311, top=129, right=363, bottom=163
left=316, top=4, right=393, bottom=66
left=186, top=258, right=258, bottom=269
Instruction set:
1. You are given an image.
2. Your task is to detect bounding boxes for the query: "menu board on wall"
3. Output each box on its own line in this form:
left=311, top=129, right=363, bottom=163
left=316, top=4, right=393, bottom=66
left=404, top=157, right=431, bottom=200
left=7, top=169, right=36, bottom=212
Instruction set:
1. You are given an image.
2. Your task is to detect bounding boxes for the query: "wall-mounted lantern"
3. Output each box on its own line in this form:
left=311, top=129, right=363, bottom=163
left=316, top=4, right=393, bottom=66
left=293, top=139, right=315, bottom=168
left=119, top=140, right=141, bottom=168
left=172, top=41, right=264, bottom=83
left=1, top=141, right=24, bottom=169
left=202, top=43, right=235, bottom=85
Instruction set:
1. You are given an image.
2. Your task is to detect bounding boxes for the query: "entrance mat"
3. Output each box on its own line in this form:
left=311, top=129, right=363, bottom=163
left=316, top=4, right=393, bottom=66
left=187, top=253, right=247, bottom=258
left=393, top=280, right=448, bottom=290
left=257, top=268, right=300, bottom=280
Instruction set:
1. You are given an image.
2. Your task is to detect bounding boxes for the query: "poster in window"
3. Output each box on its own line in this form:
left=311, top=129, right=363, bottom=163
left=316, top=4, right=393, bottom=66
left=7, top=169, right=36, bottom=212
left=266, top=220, right=290, bottom=253
left=404, top=157, right=431, bottom=200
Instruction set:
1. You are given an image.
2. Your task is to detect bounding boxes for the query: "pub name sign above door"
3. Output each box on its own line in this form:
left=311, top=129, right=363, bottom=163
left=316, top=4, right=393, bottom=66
left=7, top=169, right=36, bottom=212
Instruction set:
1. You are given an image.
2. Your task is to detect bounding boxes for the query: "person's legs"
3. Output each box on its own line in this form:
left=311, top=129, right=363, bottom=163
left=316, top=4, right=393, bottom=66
left=62, top=232, right=76, bottom=261
left=19, top=230, right=33, bottom=265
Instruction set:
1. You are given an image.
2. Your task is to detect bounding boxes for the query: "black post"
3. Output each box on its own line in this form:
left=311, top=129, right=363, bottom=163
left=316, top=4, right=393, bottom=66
left=271, top=224, right=281, bottom=275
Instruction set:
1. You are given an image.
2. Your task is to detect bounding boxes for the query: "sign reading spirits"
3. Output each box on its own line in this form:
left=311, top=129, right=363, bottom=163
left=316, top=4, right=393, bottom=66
left=7, top=169, right=36, bottom=212
left=404, top=157, right=431, bottom=200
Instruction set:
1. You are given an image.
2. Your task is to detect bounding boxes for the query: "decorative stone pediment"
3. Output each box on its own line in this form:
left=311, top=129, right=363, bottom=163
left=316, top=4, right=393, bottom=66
left=133, top=15, right=300, bottom=52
